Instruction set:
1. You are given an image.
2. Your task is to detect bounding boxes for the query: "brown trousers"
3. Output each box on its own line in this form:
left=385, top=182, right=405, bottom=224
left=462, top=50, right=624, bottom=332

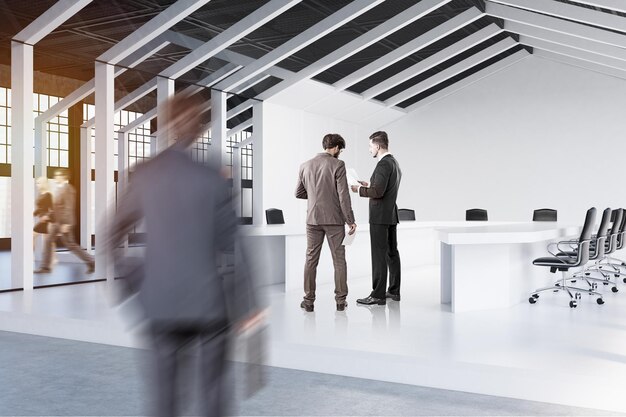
left=303, top=224, right=348, bottom=305
left=42, top=224, right=93, bottom=268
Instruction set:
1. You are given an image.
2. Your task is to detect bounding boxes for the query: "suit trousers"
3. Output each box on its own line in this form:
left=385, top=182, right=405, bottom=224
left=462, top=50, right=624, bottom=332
left=149, top=324, right=229, bottom=417
left=369, top=224, right=401, bottom=299
left=42, top=223, right=93, bottom=268
left=303, top=224, right=348, bottom=305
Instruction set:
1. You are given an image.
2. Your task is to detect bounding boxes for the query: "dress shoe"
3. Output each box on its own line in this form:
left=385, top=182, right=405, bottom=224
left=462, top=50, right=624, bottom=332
left=86, top=262, right=95, bottom=274
left=34, top=267, right=51, bottom=274
left=300, top=301, right=314, bottom=312
left=385, top=291, right=401, bottom=301
left=356, top=296, right=386, bottom=305
left=336, top=303, right=347, bottom=311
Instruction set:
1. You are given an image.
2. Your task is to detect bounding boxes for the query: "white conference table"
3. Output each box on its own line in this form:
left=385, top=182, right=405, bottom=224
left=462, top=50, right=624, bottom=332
left=241, top=221, right=517, bottom=292
left=438, top=223, right=580, bottom=312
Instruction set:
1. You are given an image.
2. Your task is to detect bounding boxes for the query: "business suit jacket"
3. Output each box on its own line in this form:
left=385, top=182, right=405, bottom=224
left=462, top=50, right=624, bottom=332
left=110, top=147, right=256, bottom=325
left=54, top=184, right=76, bottom=225
left=359, top=154, right=402, bottom=225
left=295, top=153, right=355, bottom=225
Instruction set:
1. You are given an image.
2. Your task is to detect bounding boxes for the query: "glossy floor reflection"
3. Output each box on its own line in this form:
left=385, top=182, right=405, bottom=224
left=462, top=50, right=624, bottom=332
left=1, top=264, right=626, bottom=413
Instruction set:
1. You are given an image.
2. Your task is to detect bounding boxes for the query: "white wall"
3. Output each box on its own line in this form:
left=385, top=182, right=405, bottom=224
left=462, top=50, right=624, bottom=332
left=380, top=55, right=626, bottom=225
left=261, top=101, right=383, bottom=226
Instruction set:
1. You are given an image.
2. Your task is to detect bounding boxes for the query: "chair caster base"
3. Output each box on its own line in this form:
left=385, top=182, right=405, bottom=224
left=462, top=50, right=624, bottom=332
left=597, top=298, right=605, bottom=305
left=569, top=300, right=578, bottom=308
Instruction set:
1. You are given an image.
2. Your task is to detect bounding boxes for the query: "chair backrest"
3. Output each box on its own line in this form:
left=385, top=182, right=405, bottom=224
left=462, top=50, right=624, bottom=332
left=607, top=208, right=623, bottom=254
left=617, top=208, right=626, bottom=249
left=466, top=208, right=488, bottom=221
left=590, top=208, right=611, bottom=259
left=398, top=208, right=415, bottom=221
left=532, top=208, right=557, bottom=222
left=265, top=208, right=285, bottom=225
left=575, top=207, right=597, bottom=267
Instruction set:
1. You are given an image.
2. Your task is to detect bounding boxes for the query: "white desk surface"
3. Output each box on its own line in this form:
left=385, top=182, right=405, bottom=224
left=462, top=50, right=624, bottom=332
left=437, top=223, right=581, bottom=245
left=241, top=221, right=518, bottom=237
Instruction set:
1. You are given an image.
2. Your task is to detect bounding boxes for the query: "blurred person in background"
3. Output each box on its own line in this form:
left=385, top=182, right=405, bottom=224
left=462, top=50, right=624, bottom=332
left=109, top=93, right=261, bottom=417
left=35, top=168, right=94, bottom=274
left=33, top=176, right=55, bottom=261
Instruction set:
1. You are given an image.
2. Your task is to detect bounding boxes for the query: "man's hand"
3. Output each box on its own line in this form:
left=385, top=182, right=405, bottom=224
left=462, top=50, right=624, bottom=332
left=237, top=309, right=268, bottom=333
left=358, top=180, right=369, bottom=187
left=60, top=224, right=71, bottom=234
left=348, top=223, right=357, bottom=235
left=350, top=185, right=359, bottom=193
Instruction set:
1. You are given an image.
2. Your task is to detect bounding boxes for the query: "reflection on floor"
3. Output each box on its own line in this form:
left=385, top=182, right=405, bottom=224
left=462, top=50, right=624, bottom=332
left=0, top=250, right=97, bottom=291
left=1, top=264, right=626, bottom=413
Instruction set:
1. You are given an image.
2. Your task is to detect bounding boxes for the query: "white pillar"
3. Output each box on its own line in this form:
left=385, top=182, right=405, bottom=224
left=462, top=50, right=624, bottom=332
left=210, top=89, right=227, bottom=167
left=156, top=76, right=174, bottom=153
left=252, top=102, right=264, bottom=226
left=117, top=130, right=129, bottom=249
left=80, top=126, right=92, bottom=252
left=94, top=62, right=115, bottom=280
left=10, top=41, right=34, bottom=290
left=233, top=146, right=242, bottom=217
left=34, top=120, right=46, bottom=178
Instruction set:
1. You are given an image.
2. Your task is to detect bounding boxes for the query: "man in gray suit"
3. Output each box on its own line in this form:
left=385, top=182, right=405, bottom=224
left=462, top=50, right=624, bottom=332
left=295, top=134, right=356, bottom=312
left=109, top=94, right=260, bottom=417
left=35, top=168, right=94, bottom=274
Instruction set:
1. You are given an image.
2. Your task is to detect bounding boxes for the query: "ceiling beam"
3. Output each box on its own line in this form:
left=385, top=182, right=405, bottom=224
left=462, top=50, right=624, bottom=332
left=82, top=78, right=158, bottom=128
left=405, top=49, right=530, bottom=112
left=159, top=0, right=302, bottom=79
left=519, top=36, right=626, bottom=71
left=570, top=0, right=626, bottom=13
left=505, top=20, right=626, bottom=62
left=257, top=0, right=452, bottom=101
left=385, top=37, right=518, bottom=107
left=98, top=0, right=212, bottom=65
left=486, top=2, right=626, bottom=48
left=487, top=0, right=626, bottom=34
left=35, top=38, right=168, bottom=124
left=533, top=49, right=626, bottom=81
left=362, top=23, right=503, bottom=100
left=214, top=0, right=385, bottom=92
left=232, top=74, right=272, bottom=95
left=13, top=0, right=92, bottom=44
left=227, top=120, right=253, bottom=137
left=162, top=30, right=294, bottom=80
left=334, top=6, right=484, bottom=91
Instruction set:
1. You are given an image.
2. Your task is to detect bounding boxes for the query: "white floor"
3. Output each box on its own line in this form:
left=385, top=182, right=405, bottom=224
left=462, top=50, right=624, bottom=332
left=1, top=264, right=626, bottom=413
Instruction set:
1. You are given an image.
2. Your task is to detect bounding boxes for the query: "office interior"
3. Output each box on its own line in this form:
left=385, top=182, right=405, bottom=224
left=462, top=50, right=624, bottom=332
left=1, top=0, right=626, bottom=415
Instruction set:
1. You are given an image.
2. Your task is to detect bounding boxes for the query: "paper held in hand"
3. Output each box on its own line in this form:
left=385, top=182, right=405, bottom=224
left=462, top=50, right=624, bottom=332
left=346, top=168, right=360, bottom=187
left=342, top=230, right=356, bottom=246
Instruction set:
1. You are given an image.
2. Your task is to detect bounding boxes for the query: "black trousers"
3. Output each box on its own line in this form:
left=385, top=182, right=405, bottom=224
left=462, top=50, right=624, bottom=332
left=369, top=224, right=401, bottom=299
left=149, top=324, right=229, bottom=417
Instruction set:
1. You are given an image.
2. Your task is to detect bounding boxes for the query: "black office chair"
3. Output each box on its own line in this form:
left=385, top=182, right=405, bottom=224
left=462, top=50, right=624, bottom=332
left=466, top=208, right=488, bottom=221
left=529, top=207, right=603, bottom=308
left=568, top=208, right=617, bottom=292
left=398, top=208, right=415, bottom=221
left=265, top=208, right=285, bottom=225
left=533, top=208, right=557, bottom=222
left=602, top=208, right=626, bottom=278
left=582, top=208, right=625, bottom=289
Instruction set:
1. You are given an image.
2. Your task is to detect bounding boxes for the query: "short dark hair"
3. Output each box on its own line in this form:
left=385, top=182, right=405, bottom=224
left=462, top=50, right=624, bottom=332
left=322, top=133, right=346, bottom=150
left=53, top=168, right=69, bottom=179
left=369, top=131, right=388, bottom=149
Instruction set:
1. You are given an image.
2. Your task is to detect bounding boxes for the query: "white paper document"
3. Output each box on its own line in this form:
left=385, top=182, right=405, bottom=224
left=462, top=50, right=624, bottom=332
left=342, top=231, right=356, bottom=246
left=346, top=168, right=360, bottom=187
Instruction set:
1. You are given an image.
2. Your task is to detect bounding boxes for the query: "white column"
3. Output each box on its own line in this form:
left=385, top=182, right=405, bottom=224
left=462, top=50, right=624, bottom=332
left=34, top=120, right=46, bottom=178
left=210, top=89, right=227, bottom=167
left=156, top=76, right=174, bottom=153
left=10, top=41, right=34, bottom=290
left=117, top=130, right=129, bottom=249
left=252, top=102, right=264, bottom=226
left=94, top=62, right=115, bottom=280
left=233, top=146, right=242, bottom=217
left=80, top=126, right=93, bottom=252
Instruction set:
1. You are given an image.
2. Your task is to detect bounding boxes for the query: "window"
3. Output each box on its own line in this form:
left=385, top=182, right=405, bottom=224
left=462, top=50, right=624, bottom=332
left=0, top=87, right=10, bottom=164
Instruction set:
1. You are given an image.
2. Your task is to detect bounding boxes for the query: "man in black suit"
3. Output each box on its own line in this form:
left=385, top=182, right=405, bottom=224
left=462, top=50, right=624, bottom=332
left=351, top=131, right=402, bottom=305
